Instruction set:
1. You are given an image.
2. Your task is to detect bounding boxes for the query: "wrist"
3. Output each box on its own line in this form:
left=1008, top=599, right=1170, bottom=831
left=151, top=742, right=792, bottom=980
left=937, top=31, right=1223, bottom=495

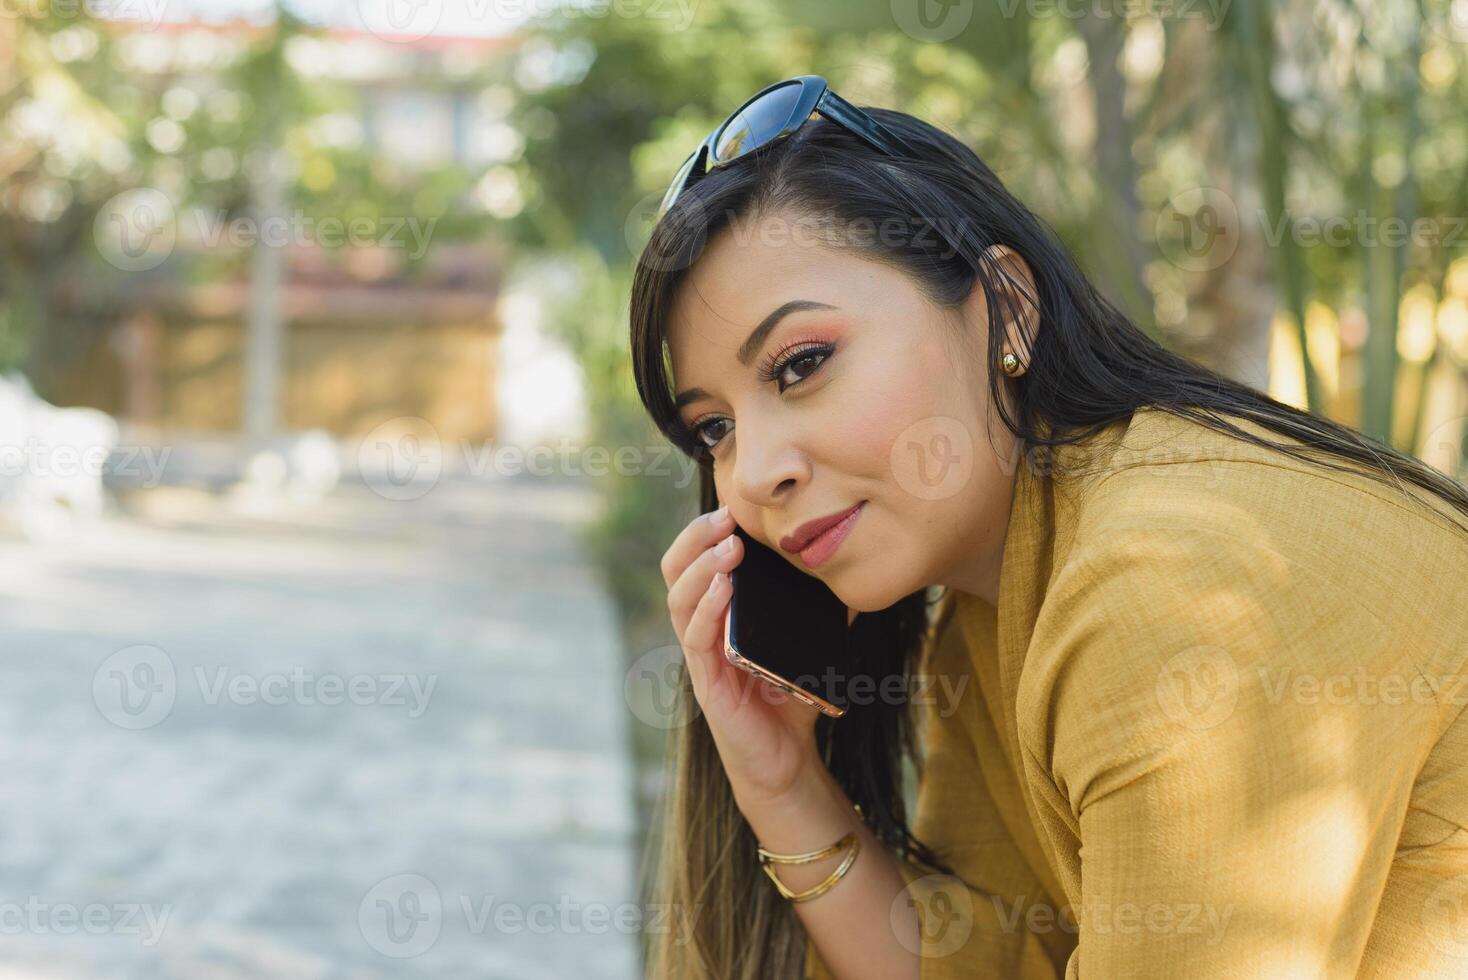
left=730, top=748, right=831, bottom=819
left=734, top=760, right=855, bottom=850
left=737, top=763, right=867, bottom=898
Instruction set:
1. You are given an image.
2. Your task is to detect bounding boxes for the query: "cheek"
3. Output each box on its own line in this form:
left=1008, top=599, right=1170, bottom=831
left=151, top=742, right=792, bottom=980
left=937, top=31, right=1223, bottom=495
left=835, top=337, right=958, bottom=475
left=856, top=338, right=993, bottom=531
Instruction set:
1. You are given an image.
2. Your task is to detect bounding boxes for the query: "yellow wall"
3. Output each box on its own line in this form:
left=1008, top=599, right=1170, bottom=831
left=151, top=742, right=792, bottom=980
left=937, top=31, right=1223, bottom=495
left=63, top=315, right=500, bottom=444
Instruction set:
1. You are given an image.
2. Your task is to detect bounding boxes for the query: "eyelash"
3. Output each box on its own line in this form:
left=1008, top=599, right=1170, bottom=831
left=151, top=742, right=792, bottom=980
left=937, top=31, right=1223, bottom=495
left=686, top=339, right=835, bottom=454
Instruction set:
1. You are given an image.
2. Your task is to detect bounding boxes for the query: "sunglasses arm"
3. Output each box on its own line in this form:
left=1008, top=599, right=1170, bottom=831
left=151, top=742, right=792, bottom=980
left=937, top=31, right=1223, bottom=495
left=816, top=89, right=920, bottom=160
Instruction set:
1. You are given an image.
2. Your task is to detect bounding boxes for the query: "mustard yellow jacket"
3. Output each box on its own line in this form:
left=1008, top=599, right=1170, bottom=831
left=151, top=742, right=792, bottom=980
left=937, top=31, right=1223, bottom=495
left=806, top=406, right=1468, bottom=978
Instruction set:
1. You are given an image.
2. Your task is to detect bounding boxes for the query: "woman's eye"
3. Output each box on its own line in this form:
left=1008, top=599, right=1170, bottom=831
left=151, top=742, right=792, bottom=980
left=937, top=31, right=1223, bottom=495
left=693, top=417, right=731, bottom=451
left=688, top=345, right=833, bottom=454
left=776, top=349, right=829, bottom=391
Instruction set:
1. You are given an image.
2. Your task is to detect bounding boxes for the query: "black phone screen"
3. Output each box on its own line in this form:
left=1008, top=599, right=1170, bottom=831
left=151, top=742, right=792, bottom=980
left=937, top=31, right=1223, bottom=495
left=726, top=522, right=852, bottom=710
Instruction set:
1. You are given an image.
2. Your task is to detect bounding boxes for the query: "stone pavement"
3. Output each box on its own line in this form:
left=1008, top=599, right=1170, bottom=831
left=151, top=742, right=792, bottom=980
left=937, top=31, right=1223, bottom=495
left=0, top=473, right=641, bottom=979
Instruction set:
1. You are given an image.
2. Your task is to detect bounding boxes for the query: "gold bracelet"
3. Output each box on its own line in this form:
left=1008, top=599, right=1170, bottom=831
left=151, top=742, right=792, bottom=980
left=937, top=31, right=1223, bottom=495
left=755, top=802, right=865, bottom=903
left=759, top=834, right=861, bottom=902
left=754, top=802, right=864, bottom=864
left=756, top=829, right=854, bottom=866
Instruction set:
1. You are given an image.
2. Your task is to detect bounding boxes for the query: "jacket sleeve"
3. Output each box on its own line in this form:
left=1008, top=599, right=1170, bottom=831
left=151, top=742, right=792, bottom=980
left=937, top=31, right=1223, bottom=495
left=801, top=856, right=1063, bottom=980
left=1022, top=517, right=1440, bottom=978
left=803, top=596, right=1069, bottom=980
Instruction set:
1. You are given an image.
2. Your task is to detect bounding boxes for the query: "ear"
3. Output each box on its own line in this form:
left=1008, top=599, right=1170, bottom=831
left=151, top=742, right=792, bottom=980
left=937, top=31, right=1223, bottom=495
left=977, top=243, right=1039, bottom=369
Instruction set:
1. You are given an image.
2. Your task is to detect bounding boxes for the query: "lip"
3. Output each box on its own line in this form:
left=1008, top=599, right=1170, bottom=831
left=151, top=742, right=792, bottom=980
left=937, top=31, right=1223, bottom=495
left=781, top=501, right=865, bottom=569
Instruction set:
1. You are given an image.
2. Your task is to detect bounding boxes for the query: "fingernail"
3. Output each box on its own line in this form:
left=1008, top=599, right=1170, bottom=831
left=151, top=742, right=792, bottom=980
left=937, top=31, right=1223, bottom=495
left=710, top=504, right=731, bottom=525
left=707, top=571, right=725, bottom=595
left=715, top=535, right=734, bottom=555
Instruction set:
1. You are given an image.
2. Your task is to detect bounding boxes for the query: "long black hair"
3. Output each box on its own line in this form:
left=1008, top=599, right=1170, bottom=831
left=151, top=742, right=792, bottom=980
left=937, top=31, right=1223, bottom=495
left=629, top=103, right=1468, bottom=979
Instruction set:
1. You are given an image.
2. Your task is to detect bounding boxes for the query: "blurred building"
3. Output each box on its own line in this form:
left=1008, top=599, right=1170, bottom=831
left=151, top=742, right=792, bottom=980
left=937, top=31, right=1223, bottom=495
left=66, top=241, right=506, bottom=441
left=50, top=19, right=525, bottom=449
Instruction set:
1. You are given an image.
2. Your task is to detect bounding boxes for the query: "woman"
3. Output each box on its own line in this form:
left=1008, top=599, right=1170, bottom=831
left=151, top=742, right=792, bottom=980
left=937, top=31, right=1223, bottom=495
left=629, top=76, right=1468, bottom=979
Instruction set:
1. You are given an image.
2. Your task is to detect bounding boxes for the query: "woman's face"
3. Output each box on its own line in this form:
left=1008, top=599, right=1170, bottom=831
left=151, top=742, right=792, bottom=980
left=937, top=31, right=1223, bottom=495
left=666, top=208, right=1031, bottom=611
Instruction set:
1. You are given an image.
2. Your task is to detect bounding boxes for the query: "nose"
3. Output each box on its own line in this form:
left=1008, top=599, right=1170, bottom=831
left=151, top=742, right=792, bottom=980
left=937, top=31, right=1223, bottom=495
left=729, top=411, right=810, bottom=508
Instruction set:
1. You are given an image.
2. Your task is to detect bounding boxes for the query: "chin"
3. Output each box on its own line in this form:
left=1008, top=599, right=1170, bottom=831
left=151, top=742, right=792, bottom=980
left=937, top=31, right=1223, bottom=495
left=825, top=570, right=909, bottom=615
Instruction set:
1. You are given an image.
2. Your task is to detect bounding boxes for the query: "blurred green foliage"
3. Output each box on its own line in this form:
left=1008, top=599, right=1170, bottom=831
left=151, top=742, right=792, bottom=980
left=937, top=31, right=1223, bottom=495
left=0, top=6, right=501, bottom=382
left=499, top=0, right=1468, bottom=684
left=4, top=0, right=1468, bottom=827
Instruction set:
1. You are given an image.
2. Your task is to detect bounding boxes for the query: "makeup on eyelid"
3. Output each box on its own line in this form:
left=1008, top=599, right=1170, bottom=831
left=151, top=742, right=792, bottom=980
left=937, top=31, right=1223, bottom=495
left=685, top=320, right=847, bottom=399
left=680, top=327, right=845, bottom=450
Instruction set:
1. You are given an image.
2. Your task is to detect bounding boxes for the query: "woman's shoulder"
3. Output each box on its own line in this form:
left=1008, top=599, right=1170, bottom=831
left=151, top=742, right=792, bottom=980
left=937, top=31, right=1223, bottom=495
left=1028, top=406, right=1468, bottom=713
left=1053, top=406, right=1468, bottom=580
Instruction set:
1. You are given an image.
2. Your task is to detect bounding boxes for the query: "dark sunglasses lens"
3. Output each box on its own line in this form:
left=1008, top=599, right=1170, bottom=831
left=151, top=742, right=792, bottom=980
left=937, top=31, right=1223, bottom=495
left=658, top=149, right=700, bottom=216
left=713, top=81, right=805, bottom=165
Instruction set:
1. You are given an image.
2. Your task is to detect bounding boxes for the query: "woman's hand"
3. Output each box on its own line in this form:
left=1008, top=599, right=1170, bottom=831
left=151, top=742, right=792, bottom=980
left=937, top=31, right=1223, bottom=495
left=660, top=504, right=827, bottom=812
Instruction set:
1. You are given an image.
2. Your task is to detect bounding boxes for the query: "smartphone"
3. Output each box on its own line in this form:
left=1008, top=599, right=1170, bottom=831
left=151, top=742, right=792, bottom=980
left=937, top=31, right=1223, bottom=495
left=721, top=521, right=852, bottom=718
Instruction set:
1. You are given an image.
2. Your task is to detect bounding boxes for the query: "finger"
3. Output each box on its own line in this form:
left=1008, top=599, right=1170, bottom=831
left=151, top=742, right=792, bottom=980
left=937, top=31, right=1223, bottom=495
left=667, top=530, right=743, bottom=642
left=660, top=505, right=734, bottom=589
left=680, top=566, right=733, bottom=704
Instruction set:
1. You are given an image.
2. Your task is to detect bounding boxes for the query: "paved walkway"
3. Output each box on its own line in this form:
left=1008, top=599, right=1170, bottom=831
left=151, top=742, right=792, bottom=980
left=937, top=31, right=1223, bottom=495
left=0, top=473, right=640, bottom=979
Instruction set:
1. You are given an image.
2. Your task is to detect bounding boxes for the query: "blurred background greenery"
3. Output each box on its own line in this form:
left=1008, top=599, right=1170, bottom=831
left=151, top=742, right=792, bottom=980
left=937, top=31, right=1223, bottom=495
left=503, top=0, right=1468, bottom=830
left=4, top=0, right=1468, bottom=928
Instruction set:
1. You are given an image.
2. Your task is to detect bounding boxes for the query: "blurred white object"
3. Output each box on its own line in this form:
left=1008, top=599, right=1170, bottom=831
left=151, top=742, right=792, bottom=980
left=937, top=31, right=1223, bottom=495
left=0, top=372, right=119, bottom=540
left=495, top=285, right=588, bottom=449
left=244, top=448, right=290, bottom=490
left=287, top=429, right=342, bottom=499
left=234, top=430, right=342, bottom=511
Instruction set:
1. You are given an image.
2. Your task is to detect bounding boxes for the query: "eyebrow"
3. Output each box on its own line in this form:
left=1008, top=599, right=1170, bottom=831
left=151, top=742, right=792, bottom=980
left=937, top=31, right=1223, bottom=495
left=673, top=299, right=838, bottom=410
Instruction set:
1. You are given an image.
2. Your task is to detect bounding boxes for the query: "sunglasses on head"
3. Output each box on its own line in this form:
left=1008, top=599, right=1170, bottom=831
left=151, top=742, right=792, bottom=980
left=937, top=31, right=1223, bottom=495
left=656, top=74, right=919, bottom=219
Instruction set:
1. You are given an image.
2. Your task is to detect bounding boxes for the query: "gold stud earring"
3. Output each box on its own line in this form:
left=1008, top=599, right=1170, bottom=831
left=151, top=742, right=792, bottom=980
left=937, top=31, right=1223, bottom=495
left=1001, top=351, right=1022, bottom=376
